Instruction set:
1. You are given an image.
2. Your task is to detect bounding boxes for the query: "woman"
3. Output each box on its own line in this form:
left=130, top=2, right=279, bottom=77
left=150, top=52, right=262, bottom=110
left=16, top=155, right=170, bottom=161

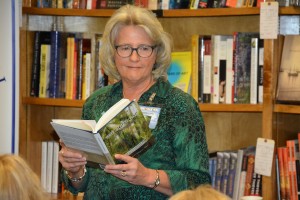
left=59, top=4, right=211, bottom=199
left=169, top=184, right=230, bottom=200
left=0, top=154, right=49, bottom=200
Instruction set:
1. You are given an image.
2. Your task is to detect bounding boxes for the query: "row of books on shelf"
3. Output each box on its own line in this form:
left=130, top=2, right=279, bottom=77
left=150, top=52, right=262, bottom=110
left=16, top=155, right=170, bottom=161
left=209, top=146, right=262, bottom=200
left=29, top=28, right=192, bottom=99
left=191, top=32, right=264, bottom=104
left=276, top=133, right=300, bottom=200
left=30, top=30, right=108, bottom=100
left=27, top=0, right=263, bottom=10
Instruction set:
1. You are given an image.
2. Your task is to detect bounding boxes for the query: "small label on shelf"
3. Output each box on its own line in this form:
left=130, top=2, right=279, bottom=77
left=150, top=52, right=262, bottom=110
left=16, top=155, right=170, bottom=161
left=255, top=137, right=275, bottom=177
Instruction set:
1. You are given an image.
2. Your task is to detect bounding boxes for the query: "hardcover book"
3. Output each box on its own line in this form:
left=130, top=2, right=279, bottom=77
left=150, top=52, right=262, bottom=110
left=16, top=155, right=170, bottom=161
left=277, top=35, right=300, bottom=103
left=51, top=99, right=154, bottom=168
left=168, top=51, right=192, bottom=94
left=233, top=32, right=259, bottom=104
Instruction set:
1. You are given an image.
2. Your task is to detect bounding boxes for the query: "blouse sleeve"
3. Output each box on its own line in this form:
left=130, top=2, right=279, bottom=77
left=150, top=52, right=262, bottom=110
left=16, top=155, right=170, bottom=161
left=164, top=93, right=211, bottom=193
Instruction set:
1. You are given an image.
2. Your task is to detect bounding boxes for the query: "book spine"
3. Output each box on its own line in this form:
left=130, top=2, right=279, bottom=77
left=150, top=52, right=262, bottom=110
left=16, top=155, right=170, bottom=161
left=232, top=149, right=244, bottom=200
left=258, top=44, right=264, bottom=104
left=46, top=141, right=54, bottom=193
left=227, top=152, right=237, bottom=197
left=220, top=152, right=230, bottom=194
left=237, top=154, right=248, bottom=200
left=39, top=44, right=51, bottom=98
left=77, top=38, right=83, bottom=100
left=283, top=146, right=292, bottom=200
left=278, top=147, right=288, bottom=200
left=244, top=154, right=255, bottom=196
left=49, top=31, right=61, bottom=98
left=191, top=34, right=199, bottom=102
left=30, top=31, right=41, bottom=97
left=218, top=36, right=228, bottom=104
left=212, top=35, right=220, bottom=104
left=250, top=37, right=258, bottom=104
left=225, top=37, right=233, bottom=104
left=66, top=36, right=75, bottom=100
left=203, top=36, right=212, bottom=103
left=51, top=141, right=59, bottom=193
left=41, top=141, right=48, bottom=191
left=215, top=152, right=224, bottom=191
left=287, top=140, right=299, bottom=200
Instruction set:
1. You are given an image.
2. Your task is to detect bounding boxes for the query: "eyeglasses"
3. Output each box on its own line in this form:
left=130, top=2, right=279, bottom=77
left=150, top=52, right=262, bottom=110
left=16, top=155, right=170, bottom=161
left=115, top=45, right=156, bottom=58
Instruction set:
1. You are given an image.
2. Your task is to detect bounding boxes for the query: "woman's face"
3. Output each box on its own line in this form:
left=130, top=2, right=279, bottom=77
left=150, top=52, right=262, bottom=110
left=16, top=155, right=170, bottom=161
left=114, top=25, right=156, bottom=83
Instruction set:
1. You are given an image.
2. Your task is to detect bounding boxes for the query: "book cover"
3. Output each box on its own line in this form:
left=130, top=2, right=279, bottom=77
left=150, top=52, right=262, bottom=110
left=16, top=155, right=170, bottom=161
left=233, top=32, right=259, bottom=104
left=51, top=99, right=153, bottom=168
left=168, top=51, right=192, bottom=94
left=277, top=35, right=300, bottom=103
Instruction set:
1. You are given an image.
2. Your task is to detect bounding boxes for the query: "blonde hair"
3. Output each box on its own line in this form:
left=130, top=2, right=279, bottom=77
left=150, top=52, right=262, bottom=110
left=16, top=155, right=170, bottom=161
left=0, top=154, right=49, bottom=200
left=169, top=184, right=230, bottom=200
left=100, top=4, right=173, bottom=81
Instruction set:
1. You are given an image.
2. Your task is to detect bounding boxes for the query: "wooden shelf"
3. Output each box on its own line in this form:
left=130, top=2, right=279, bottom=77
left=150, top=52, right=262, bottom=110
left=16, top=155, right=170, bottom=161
left=22, top=97, right=262, bottom=112
left=22, top=7, right=300, bottom=17
left=199, top=103, right=263, bottom=112
left=22, top=7, right=115, bottom=17
left=22, top=97, right=84, bottom=107
left=279, top=6, right=300, bottom=15
left=163, top=7, right=260, bottom=17
left=274, top=104, right=300, bottom=114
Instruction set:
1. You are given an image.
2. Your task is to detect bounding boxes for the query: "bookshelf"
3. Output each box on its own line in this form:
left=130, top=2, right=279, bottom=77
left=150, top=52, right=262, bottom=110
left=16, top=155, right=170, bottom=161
left=19, top=6, right=300, bottom=200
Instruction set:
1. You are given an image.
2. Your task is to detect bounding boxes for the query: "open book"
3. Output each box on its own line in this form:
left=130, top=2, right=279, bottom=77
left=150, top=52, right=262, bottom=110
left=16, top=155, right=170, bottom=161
left=51, top=99, right=154, bottom=168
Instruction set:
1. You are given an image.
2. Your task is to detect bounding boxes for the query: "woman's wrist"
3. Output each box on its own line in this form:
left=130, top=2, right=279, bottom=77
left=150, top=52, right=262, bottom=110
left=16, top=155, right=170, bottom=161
left=65, top=165, right=86, bottom=182
left=147, top=169, right=160, bottom=189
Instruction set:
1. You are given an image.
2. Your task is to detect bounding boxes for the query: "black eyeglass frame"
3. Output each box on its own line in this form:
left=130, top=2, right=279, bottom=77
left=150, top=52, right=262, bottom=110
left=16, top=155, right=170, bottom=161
left=114, top=45, right=157, bottom=58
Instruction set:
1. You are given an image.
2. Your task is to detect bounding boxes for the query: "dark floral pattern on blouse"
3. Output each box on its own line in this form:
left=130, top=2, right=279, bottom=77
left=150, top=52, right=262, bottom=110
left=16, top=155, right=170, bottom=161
left=61, top=78, right=211, bottom=200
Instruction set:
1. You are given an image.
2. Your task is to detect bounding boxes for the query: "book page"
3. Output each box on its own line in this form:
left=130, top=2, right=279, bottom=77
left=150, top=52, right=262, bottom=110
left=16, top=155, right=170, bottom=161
left=51, top=122, right=103, bottom=155
left=52, top=119, right=95, bottom=132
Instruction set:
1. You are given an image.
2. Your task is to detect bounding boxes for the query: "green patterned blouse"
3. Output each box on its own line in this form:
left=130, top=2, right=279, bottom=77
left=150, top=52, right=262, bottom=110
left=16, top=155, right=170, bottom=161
left=62, top=78, right=211, bottom=200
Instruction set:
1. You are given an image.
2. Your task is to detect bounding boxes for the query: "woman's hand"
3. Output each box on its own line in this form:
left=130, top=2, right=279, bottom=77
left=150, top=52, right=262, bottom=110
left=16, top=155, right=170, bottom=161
left=58, top=140, right=87, bottom=176
left=104, top=154, right=156, bottom=187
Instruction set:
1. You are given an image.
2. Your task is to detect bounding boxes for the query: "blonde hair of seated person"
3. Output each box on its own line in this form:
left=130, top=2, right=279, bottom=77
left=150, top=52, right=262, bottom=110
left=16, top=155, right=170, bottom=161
left=169, top=184, right=230, bottom=200
left=0, top=154, right=49, bottom=200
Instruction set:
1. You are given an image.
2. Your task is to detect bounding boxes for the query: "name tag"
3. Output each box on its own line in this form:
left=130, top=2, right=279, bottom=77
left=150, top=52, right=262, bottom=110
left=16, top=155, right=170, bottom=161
left=140, top=106, right=161, bottom=129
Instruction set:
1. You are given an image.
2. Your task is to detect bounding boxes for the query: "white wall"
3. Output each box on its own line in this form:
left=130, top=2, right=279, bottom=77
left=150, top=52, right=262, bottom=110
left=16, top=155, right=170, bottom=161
left=0, top=0, right=19, bottom=154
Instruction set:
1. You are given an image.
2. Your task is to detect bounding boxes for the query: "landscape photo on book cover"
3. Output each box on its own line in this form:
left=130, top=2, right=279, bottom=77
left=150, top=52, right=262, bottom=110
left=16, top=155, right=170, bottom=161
left=51, top=99, right=154, bottom=167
